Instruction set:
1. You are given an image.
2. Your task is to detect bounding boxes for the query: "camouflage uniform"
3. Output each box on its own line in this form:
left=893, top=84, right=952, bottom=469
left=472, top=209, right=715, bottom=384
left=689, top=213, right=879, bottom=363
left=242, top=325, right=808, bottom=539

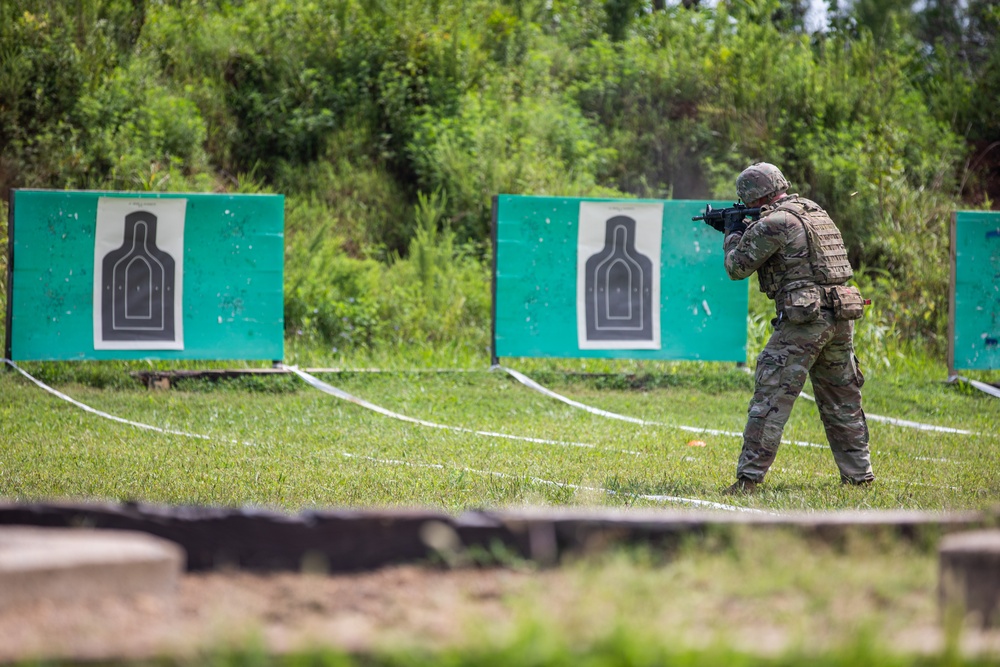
left=724, top=193, right=874, bottom=485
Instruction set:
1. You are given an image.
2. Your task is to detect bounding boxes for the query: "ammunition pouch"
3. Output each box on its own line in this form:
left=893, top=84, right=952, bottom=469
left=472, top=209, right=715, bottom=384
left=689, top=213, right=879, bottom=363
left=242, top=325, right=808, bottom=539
left=782, top=286, right=822, bottom=324
left=829, top=285, right=865, bottom=321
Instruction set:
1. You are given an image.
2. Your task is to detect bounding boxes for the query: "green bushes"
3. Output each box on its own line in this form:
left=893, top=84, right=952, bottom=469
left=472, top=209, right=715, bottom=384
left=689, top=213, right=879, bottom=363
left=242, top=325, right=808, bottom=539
left=283, top=191, right=490, bottom=356
left=78, top=58, right=209, bottom=189
left=276, top=118, right=413, bottom=255
left=408, top=79, right=619, bottom=244
left=283, top=194, right=382, bottom=350
left=0, top=0, right=994, bottom=363
left=380, top=190, right=491, bottom=347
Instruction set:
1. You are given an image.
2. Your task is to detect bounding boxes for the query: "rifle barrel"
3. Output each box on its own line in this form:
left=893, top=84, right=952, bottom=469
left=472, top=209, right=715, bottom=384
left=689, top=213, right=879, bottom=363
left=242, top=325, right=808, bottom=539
left=691, top=205, right=762, bottom=222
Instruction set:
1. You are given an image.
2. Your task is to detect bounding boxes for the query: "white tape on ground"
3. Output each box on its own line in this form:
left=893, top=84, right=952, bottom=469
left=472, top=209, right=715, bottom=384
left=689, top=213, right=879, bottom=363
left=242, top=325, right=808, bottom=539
left=282, top=365, right=640, bottom=455
left=499, top=366, right=826, bottom=449
left=798, top=390, right=976, bottom=435
left=304, top=367, right=480, bottom=374
left=0, top=360, right=763, bottom=514
left=2, top=359, right=222, bottom=443
left=341, top=452, right=775, bottom=515
left=953, top=375, right=1000, bottom=400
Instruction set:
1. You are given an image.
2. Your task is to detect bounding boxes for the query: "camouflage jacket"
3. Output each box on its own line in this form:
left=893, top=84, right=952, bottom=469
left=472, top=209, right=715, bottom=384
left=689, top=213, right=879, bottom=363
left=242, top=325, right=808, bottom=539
left=723, top=194, right=852, bottom=300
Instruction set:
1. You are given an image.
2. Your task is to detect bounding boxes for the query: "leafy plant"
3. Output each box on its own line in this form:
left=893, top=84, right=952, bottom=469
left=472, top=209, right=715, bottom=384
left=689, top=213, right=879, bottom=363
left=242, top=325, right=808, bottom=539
left=1, top=0, right=995, bottom=357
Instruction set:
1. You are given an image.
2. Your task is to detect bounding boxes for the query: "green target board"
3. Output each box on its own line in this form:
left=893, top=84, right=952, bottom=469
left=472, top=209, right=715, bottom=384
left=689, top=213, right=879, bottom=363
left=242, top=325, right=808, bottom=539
left=950, top=211, right=1000, bottom=371
left=492, top=195, right=748, bottom=361
left=5, top=190, right=284, bottom=361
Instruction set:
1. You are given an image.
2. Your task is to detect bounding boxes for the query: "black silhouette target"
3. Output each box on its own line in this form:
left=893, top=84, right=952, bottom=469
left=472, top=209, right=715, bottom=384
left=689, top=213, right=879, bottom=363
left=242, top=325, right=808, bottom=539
left=584, top=216, right=654, bottom=342
left=100, top=211, right=177, bottom=341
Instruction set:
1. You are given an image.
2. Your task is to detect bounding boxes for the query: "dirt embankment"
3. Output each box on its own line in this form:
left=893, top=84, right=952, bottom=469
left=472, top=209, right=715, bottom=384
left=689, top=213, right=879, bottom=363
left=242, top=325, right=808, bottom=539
left=0, top=566, right=529, bottom=663
left=5, top=562, right=1000, bottom=664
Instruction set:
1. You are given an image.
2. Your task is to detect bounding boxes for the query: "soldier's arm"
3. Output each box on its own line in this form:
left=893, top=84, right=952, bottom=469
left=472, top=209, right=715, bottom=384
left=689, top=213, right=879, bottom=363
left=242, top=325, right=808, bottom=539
left=723, top=215, right=787, bottom=280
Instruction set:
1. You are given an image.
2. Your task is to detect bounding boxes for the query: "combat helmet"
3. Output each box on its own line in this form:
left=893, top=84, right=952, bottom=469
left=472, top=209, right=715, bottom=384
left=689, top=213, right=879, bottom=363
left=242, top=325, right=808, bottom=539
left=736, top=163, right=790, bottom=204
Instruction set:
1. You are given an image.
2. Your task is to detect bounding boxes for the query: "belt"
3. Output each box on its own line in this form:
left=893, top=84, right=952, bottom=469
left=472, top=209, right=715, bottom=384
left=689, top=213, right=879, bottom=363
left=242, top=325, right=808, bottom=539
left=774, top=285, right=840, bottom=311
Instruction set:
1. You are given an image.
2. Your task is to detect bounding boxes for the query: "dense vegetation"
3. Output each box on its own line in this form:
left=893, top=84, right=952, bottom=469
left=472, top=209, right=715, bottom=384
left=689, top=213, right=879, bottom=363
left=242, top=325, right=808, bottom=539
left=2, top=0, right=998, bottom=363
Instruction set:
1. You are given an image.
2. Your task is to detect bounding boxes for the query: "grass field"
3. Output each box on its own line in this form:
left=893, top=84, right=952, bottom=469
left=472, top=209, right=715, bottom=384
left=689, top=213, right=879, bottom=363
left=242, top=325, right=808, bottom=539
left=2, top=354, right=998, bottom=513
left=3, top=354, right=1000, bottom=665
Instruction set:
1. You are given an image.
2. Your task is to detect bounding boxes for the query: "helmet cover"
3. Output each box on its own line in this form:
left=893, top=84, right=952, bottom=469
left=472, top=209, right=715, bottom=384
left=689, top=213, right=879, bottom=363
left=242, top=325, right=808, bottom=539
left=736, top=163, right=790, bottom=203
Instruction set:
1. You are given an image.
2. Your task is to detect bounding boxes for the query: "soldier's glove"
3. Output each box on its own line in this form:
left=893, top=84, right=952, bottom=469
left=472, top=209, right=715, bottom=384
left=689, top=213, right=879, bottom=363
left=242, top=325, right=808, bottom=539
left=724, top=216, right=748, bottom=235
left=703, top=217, right=726, bottom=233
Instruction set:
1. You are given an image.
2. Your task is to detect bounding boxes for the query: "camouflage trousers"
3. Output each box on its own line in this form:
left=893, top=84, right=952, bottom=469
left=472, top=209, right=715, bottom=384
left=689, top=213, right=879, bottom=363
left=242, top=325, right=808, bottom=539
left=736, top=310, right=874, bottom=484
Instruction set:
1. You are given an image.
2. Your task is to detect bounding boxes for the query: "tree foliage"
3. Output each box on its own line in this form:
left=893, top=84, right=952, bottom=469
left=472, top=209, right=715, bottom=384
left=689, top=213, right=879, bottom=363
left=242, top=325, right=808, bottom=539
left=0, top=0, right=995, bottom=355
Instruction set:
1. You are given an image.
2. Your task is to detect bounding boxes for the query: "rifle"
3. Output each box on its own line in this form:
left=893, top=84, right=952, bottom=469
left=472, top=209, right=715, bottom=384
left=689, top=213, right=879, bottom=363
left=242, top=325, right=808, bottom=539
left=692, top=203, right=762, bottom=233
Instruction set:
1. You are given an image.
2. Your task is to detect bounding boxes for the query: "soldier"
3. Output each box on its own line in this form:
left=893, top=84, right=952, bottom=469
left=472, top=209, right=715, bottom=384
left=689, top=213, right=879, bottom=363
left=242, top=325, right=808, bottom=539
left=720, top=163, right=874, bottom=494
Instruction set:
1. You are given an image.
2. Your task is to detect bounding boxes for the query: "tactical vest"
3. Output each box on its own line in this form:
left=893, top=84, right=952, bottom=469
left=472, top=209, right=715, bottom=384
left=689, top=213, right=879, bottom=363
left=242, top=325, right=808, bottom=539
left=756, top=196, right=853, bottom=298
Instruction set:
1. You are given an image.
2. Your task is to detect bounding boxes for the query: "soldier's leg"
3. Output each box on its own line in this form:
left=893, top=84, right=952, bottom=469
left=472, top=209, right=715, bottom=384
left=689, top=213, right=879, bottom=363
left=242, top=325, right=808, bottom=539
left=809, top=320, right=874, bottom=483
left=736, top=319, right=831, bottom=482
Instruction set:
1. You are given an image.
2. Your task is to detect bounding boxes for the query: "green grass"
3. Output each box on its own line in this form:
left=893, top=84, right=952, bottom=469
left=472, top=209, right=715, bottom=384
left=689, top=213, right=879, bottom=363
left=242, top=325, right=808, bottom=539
left=3, top=356, right=1000, bottom=664
left=2, top=354, right=998, bottom=513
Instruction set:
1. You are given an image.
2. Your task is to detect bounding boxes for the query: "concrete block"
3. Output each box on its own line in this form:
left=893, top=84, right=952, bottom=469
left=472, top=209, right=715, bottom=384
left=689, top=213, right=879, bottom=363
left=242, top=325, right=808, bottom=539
left=0, top=527, right=185, bottom=610
left=939, top=529, right=1000, bottom=628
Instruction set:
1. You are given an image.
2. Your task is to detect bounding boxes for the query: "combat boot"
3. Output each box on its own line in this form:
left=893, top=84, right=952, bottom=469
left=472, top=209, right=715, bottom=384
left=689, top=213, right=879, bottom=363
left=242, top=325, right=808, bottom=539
left=723, top=478, right=758, bottom=495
